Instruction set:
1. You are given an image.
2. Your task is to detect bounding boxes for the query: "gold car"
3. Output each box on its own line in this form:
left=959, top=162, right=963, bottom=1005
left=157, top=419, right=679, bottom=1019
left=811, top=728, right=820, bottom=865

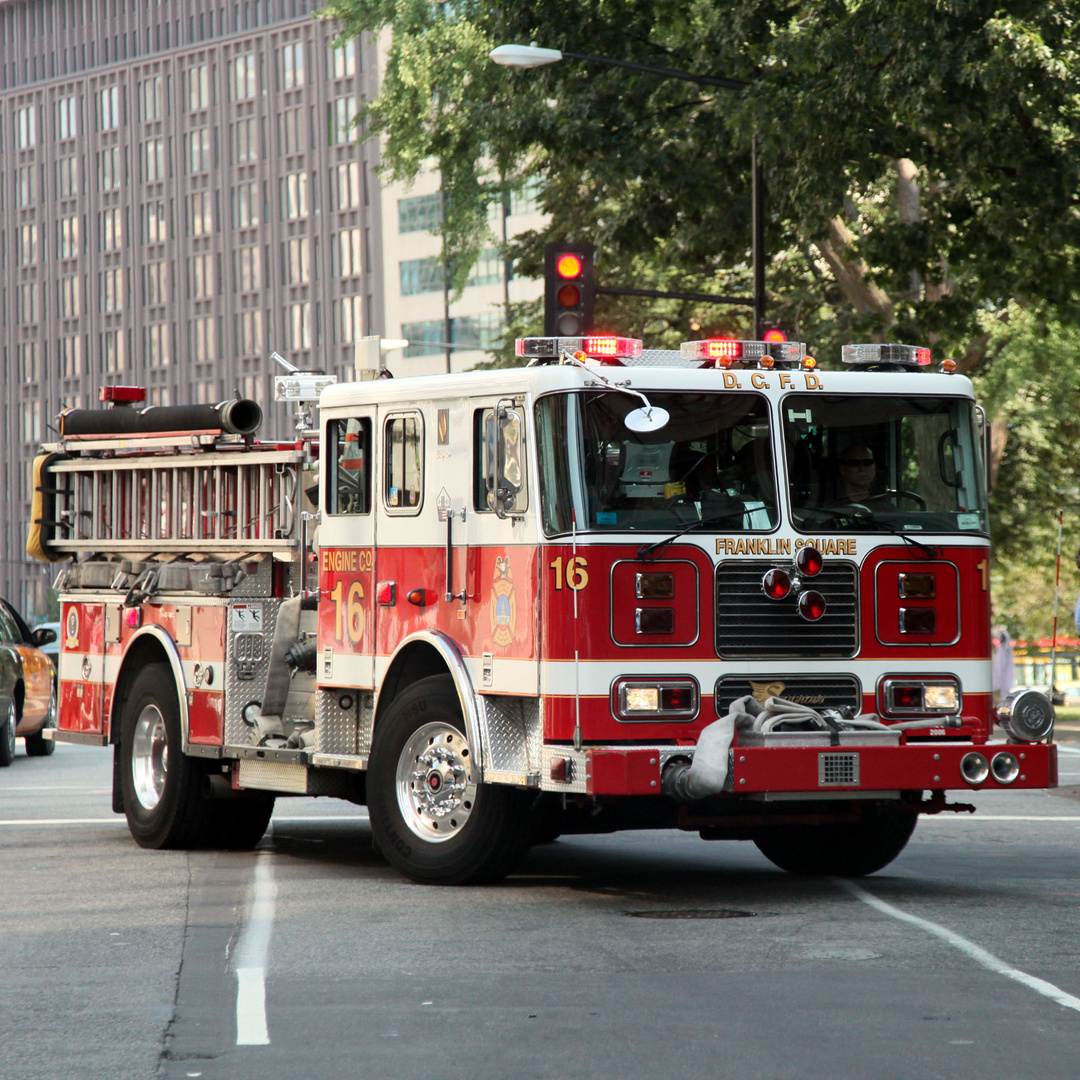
left=0, top=599, right=57, bottom=765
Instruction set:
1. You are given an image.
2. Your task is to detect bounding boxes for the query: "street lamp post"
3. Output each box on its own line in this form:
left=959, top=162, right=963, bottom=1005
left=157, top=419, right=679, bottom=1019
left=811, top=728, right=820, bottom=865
left=490, top=43, right=766, bottom=338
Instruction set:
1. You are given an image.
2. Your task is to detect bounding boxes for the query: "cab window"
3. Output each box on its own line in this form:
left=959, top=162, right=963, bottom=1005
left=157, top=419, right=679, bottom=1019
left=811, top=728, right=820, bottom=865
left=384, top=413, right=424, bottom=513
left=327, top=417, right=372, bottom=515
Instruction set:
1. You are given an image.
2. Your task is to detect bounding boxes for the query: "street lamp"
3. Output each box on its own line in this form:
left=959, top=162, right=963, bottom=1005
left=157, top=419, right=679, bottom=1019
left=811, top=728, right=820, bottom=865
left=489, top=43, right=766, bottom=338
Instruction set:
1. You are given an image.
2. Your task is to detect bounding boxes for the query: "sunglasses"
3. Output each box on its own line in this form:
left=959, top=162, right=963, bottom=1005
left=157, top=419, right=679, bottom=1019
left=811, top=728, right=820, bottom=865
left=841, top=458, right=875, bottom=467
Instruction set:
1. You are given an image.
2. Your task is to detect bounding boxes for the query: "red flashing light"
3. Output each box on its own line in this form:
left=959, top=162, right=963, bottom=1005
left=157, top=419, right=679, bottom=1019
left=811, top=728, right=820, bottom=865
left=763, top=328, right=787, bottom=343
left=100, top=385, right=147, bottom=404
left=795, top=546, right=824, bottom=577
left=707, top=339, right=743, bottom=361
left=762, top=568, right=792, bottom=600
left=798, top=591, right=827, bottom=621
left=915, top=347, right=932, bottom=366
left=556, top=253, right=583, bottom=279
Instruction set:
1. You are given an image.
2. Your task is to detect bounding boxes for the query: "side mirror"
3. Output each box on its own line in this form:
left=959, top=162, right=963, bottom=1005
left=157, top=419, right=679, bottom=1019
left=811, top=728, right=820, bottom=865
left=493, top=407, right=524, bottom=519
left=32, top=627, right=57, bottom=647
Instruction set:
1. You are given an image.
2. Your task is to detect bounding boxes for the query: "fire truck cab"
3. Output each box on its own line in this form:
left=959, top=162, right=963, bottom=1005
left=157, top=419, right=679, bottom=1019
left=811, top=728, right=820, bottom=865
left=30, top=336, right=1057, bottom=883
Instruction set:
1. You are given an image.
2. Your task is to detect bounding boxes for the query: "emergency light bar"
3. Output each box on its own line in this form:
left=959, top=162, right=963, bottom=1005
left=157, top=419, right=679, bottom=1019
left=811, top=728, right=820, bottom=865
left=515, top=336, right=644, bottom=362
left=274, top=373, right=338, bottom=402
left=841, top=343, right=932, bottom=367
left=680, top=339, right=808, bottom=368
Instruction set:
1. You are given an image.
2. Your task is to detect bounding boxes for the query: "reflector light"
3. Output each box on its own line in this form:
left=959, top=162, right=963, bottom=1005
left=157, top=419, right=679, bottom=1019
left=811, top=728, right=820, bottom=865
left=762, top=568, right=792, bottom=600
left=636, top=607, right=675, bottom=635
left=891, top=684, right=922, bottom=710
left=662, top=686, right=694, bottom=711
left=406, top=588, right=437, bottom=607
left=376, top=581, right=396, bottom=606
left=841, top=343, right=932, bottom=367
left=795, top=546, right=823, bottom=577
left=898, top=572, right=936, bottom=599
left=635, top=572, right=675, bottom=599
left=797, top=591, right=827, bottom=621
left=125, top=607, right=142, bottom=628
left=556, top=252, right=583, bottom=279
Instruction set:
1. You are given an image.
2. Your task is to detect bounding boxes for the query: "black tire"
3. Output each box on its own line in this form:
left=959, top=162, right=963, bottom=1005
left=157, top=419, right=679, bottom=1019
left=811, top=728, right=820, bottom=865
left=367, top=674, right=535, bottom=885
left=0, top=700, right=16, bottom=767
left=119, top=661, right=213, bottom=849
left=24, top=729, right=56, bottom=757
left=753, top=804, right=918, bottom=876
left=205, top=797, right=276, bottom=850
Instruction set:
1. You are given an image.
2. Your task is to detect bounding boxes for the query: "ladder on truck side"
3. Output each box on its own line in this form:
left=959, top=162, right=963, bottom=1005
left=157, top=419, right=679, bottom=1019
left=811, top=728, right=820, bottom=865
left=38, top=439, right=306, bottom=560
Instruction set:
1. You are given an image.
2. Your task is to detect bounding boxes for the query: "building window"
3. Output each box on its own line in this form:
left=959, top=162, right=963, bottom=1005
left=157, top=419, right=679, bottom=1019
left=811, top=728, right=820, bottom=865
left=59, top=335, right=82, bottom=377
left=99, top=268, right=122, bottom=312
left=142, top=201, right=167, bottom=244
left=58, top=275, right=80, bottom=318
left=189, top=191, right=212, bottom=235
left=97, top=147, right=121, bottom=191
left=185, top=128, right=211, bottom=173
left=281, top=172, right=308, bottom=220
left=280, top=41, right=304, bottom=89
left=289, top=302, right=312, bottom=350
left=100, top=208, right=122, bottom=250
left=190, top=316, right=215, bottom=361
left=17, top=224, right=39, bottom=266
left=232, top=118, right=257, bottom=164
left=17, top=283, right=37, bottom=325
left=20, top=400, right=41, bottom=443
left=338, top=294, right=362, bottom=343
left=232, top=182, right=258, bottom=228
left=509, top=177, right=543, bottom=216
left=16, top=105, right=37, bottom=148
left=401, top=319, right=444, bottom=358
left=139, top=76, right=162, bottom=121
left=234, top=245, right=261, bottom=291
left=283, top=238, right=309, bottom=285
left=328, top=96, right=355, bottom=145
left=334, top=162, right=360, bottom=210
left=328, top=40, right=355, bottom=79
left=189, top=253, right=213, bottom=299
left=56, top=156, right=78, bottom=200
left=335, top=228, right=362, bottom=277
left=144, top=261, right=167, bottom=305
left=99, top=85, right=120, bottom=130
left=145, top=323, right=170, bottom=367
left=278, top=107, right=302, bottom=155
left=187, top=63, right=210, bottom=110
left=101, top=329, right=124, bottom=373
left=468, top=248, right=503, bottom=287
left=55, top=95, right=77, bottom=139
left=15, top=166, right=36, bottom=209
left=400, top=257, right=444, bottom=296
left=234, top=310, right=262, bottom=355
left=230, top=53, right=257, bottom=101
left=142, top=137, right=165, bottom=182
left=398, top=193, right=442, bottom=234
left=451, top=311, right=504, bottom=351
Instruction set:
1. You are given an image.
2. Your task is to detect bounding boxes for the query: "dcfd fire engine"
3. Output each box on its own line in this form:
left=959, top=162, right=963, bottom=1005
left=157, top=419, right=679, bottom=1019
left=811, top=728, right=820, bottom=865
left=28, top=336, right=1057, bottom=884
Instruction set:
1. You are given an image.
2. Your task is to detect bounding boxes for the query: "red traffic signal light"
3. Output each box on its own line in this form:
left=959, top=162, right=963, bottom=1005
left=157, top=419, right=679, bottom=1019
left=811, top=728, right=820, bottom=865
left=544, top=242, right=595, bottom=336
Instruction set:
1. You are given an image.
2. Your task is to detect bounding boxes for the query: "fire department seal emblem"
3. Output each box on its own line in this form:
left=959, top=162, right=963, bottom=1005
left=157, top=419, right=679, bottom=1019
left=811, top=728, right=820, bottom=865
left=489, top=556, right=517, bottom=648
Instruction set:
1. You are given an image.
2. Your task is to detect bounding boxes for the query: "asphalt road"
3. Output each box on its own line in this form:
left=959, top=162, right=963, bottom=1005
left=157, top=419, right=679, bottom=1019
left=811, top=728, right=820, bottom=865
left=3, top=743, right=1080, bottom=1080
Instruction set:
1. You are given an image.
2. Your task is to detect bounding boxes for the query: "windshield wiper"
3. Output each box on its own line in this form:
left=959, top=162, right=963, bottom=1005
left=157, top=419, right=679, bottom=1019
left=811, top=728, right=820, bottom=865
left=844, top=510, right=940, bottom=558
left=637, top=516, right=737, bottom=560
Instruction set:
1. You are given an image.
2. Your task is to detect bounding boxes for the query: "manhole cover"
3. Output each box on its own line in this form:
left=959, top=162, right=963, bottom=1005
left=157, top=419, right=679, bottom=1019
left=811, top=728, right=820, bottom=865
left=625, top=909, right=756, bottom=920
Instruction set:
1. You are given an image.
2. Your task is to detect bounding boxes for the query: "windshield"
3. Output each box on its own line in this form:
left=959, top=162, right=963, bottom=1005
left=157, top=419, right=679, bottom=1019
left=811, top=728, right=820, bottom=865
left=782, top=394, right=987, bottom=533
left=535, top=391, right=779, bottom=535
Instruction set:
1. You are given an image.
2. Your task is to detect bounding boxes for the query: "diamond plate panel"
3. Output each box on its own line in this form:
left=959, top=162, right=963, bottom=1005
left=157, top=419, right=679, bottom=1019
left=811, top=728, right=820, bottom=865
left=316, top=688, right=374, bottom=756
left=477, top=696, right=542, bottom=777
left=224, top=598, right=279, bottom=745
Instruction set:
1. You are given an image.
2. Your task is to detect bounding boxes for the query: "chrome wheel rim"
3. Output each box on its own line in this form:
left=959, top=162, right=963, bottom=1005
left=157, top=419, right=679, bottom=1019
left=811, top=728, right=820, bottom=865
left=4, top=702, right=15, bottom=757
left=396, top=722, right=476, bottom=843
left=131, top=704, right=168, bottom=810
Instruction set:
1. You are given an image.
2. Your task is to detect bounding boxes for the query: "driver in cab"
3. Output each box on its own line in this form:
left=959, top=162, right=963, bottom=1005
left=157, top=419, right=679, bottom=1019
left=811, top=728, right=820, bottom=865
left=834, top=444, right=880, bottom=504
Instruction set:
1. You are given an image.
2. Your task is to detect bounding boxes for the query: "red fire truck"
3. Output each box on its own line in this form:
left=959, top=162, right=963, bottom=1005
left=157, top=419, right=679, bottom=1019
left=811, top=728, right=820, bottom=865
left=28, top=336, right=1057, bottom=884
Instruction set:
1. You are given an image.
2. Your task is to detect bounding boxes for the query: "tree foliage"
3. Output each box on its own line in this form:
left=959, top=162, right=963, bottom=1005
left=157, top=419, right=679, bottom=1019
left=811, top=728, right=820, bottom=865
left=318, top=0, right=1080, bottom=635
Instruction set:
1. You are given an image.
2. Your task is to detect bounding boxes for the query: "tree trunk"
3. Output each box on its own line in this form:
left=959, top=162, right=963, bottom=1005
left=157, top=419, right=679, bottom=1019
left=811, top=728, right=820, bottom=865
left=814, top=217, right=894, bottom=328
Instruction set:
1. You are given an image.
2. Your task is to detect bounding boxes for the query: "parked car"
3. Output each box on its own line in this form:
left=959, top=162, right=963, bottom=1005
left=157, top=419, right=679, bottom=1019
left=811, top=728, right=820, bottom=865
left=0, top=600, right=58, bottom=765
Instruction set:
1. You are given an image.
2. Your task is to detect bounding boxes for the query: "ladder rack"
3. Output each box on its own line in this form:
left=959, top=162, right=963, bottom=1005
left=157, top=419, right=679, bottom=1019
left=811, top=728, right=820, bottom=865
left=43, top=446, right=306, bottom=557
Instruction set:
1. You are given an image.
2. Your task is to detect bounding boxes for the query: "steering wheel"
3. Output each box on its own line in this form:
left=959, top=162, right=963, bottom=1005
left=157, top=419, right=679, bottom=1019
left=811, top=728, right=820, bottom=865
left=862, top=489, right=926, bottom=510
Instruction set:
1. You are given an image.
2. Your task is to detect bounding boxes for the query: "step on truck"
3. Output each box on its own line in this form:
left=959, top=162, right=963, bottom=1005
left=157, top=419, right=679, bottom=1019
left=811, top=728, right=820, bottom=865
left=28, top=336, right=1058, bottom=883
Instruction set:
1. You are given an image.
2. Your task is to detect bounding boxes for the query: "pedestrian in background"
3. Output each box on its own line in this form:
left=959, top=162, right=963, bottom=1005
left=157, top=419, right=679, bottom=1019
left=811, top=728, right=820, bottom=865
left=992, top=625, right=1015, bottom=706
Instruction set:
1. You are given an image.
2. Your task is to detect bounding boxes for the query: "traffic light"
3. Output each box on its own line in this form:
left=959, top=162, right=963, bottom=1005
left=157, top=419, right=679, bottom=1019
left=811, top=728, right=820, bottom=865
left=544, top=242, right=595, bottom=336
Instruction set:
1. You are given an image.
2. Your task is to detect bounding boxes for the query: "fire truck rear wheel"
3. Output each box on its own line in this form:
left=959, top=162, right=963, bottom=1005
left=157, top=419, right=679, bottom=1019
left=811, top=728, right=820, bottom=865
left=752, top=804, right=918, bottom=876
left=205, top=797, right=276, bottom=850
left=120, top=662, right=213, bottom=850
left=368, top=675, right=535, bottom=885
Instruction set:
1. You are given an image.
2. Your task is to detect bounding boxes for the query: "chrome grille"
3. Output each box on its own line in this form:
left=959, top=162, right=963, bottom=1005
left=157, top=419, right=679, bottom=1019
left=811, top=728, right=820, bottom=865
left=715, top=675, right=862, bottom=715
left=716, top=562, right=858, bottom=658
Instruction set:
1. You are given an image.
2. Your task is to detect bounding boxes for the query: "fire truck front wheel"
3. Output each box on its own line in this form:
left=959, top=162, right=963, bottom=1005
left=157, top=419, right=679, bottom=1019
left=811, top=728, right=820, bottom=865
left=367, top=675, right=535, bottom=885
left=119, top=662, right=213, bottom=849
left=752, top=803, right=918, bottom=876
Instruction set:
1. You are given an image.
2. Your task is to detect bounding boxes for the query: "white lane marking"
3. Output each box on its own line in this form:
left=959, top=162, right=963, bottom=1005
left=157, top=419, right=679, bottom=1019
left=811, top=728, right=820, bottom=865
left=919, top=815, right=1080, bottom=822
left=233, top=852, right=276, bottom=1046
left=0, top=817, right=125, bottom=826
left=840, top=880, right=1080, bottom=1013
left=271, top=814, right=368, bottom=823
